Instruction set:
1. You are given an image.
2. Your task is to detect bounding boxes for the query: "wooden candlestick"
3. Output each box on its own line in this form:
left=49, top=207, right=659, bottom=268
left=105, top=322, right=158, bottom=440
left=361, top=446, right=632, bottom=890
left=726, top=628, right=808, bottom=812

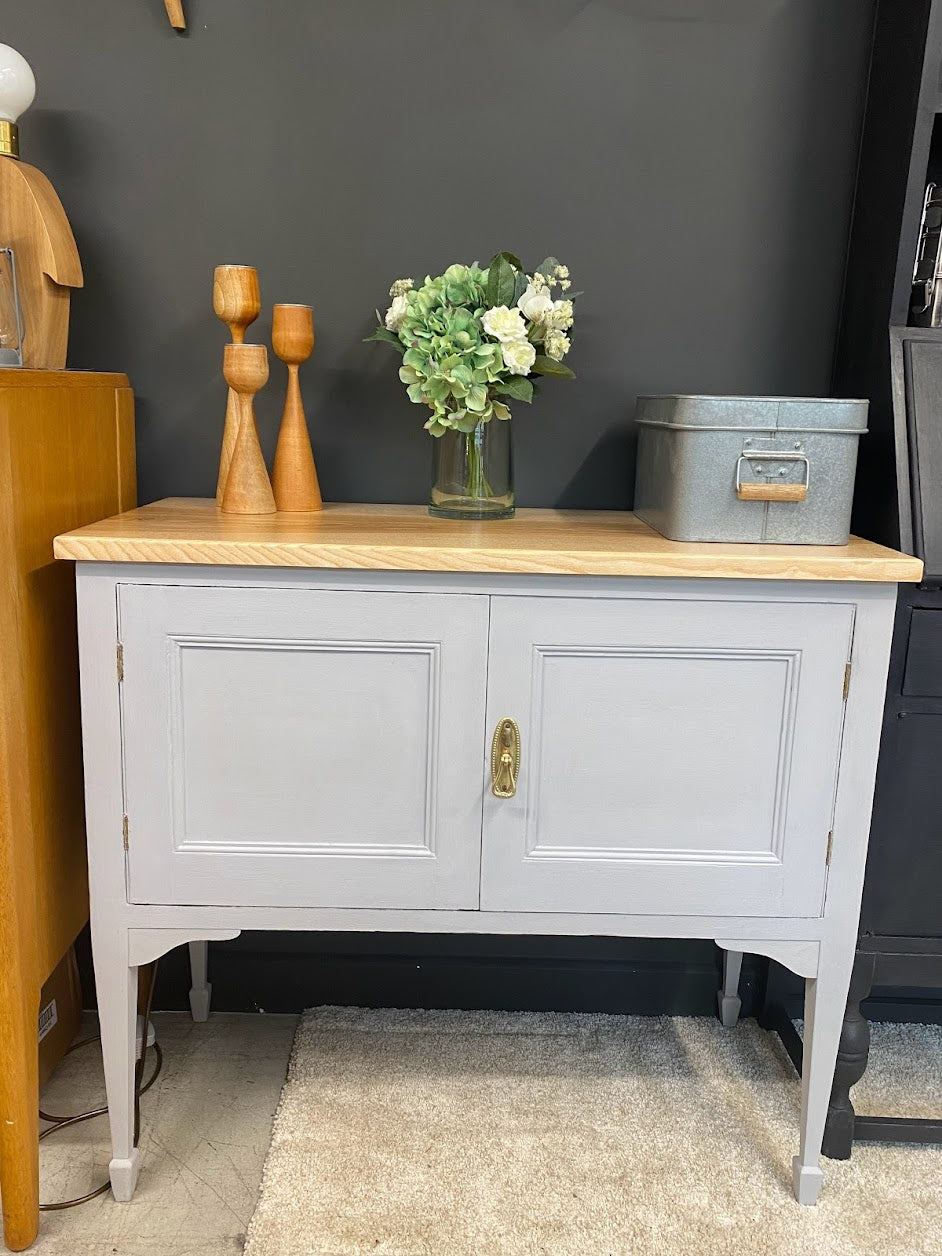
left=213, top=264, right=260, bottom=503
left=271, top=303, right=322, bottom=512
left=220, top=343, right=275, bottom=515
left=164, top=0, right=186, bottom=28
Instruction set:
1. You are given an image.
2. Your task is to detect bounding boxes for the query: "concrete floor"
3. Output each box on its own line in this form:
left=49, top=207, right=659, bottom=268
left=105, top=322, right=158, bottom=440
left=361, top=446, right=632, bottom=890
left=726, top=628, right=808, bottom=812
left=34, top=1012, right=297, bottom=1255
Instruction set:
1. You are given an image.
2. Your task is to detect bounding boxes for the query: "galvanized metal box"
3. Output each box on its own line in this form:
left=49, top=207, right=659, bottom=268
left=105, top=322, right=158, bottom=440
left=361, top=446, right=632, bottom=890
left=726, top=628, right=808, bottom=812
left=633, top=395, right=868, bottom=545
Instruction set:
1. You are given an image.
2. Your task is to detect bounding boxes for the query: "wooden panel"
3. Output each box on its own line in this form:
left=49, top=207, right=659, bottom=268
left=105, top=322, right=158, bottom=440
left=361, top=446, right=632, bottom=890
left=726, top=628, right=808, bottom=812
left=0, top=373, right=133, bottom=1250
left=118, top=584, right=488, bottom=909
left=54, top=498, right=923, bottom=583
left=0, top=375, right=134, bottom=981
left=481, top=595, right=854, bottom=917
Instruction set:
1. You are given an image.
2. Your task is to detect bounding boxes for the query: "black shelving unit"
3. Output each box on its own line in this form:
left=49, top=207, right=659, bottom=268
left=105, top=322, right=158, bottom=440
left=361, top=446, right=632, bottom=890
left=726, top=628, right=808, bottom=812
left=761, top=0, right=942, bottom=1159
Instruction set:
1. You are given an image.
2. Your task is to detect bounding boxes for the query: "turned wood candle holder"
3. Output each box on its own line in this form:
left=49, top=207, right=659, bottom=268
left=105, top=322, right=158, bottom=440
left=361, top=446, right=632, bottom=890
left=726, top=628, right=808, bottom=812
left=213, top=264, right=260, bottom=503
left=271, top=303, right=322, bottom=512
left=220, top=343, right=275, bottom=515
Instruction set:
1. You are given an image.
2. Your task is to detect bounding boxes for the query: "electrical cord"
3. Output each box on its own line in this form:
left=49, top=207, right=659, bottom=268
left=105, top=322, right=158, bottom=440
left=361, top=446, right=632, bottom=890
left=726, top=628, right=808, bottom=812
left=38, top=962, right=161, bottom=1212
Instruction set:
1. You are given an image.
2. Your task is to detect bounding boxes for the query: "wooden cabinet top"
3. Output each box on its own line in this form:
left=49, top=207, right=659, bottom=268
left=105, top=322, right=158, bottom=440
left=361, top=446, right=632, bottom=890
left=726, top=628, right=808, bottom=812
left=0, top=369, right=130, bottom=389
left=54, top=498, right=923, bottom=582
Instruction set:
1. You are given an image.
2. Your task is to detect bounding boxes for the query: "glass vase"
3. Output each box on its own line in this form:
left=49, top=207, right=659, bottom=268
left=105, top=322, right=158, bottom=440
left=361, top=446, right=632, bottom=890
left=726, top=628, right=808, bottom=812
left=429, top=421, right=514, bottom=519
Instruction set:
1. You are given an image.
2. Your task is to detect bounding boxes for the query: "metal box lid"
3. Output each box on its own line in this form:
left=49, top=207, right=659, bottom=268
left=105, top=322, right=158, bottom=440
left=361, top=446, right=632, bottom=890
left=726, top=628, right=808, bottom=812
left=636, top=395, right=869, bottom=433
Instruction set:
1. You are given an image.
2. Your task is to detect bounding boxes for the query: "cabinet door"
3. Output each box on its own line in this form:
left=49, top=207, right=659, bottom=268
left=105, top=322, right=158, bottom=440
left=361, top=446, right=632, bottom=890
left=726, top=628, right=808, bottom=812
left=481, top=595, right=853, bottom=917
left=119, top=584, right=488, bottom=908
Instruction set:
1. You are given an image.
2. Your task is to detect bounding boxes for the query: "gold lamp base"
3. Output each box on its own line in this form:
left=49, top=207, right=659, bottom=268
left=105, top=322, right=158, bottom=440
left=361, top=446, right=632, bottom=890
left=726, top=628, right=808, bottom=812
left=0, top=121, right=19, bottom=159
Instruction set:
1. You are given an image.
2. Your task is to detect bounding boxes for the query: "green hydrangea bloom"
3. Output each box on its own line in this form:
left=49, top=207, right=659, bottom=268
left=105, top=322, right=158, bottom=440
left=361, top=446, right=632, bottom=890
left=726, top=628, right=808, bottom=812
left=391, top=264, right=508, bottom=434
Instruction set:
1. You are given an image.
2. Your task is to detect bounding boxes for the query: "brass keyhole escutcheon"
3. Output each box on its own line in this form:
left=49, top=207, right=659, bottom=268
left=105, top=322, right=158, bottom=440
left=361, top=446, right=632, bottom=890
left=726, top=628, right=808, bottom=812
left=491, top=718, right=520, bottom=798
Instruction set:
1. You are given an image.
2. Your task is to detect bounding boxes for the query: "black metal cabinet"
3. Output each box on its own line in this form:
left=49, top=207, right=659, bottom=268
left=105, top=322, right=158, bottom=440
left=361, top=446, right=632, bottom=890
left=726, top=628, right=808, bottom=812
left=864, top=612, right=942, bottom=941
left=823, top=586, right=942, bottom=1155
left=761, top=0, right=942, bottom=1158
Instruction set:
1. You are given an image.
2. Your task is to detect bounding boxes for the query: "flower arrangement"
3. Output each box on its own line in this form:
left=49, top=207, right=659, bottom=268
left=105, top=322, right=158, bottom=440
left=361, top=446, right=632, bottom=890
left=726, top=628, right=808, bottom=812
left=366, top=251, right=577, bottom=436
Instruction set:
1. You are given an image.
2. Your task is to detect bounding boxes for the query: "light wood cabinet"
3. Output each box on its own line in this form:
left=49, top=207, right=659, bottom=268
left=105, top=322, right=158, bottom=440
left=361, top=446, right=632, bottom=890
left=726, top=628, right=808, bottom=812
left=54, top=500, right=921, bottom=1209
left=0, top=370, right=135, bottom=1252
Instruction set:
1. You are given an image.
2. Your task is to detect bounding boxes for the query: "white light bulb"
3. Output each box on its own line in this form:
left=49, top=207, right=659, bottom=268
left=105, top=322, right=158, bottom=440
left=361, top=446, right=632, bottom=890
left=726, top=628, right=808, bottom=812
left=0, top=44, right=35, bottom=126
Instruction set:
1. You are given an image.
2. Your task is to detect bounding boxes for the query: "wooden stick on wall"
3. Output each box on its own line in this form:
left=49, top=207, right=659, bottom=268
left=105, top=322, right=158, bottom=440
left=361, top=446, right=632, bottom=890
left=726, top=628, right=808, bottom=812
left=164, top=1, right=186, bottom=30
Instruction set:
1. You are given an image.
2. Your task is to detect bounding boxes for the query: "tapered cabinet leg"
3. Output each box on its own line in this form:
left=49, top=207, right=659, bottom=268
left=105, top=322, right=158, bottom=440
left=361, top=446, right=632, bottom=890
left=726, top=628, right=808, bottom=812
left=717, top=948, right=743, bottom=1027
left=93, top=926, right=140, bottom=1202
left=0, top=983, right=40, bottom=1250
left=792, top=939, right=857, bottom=1205
left=822, top=950, right=874, bottom=1160
left=188, top=940, right=211, bottom=1022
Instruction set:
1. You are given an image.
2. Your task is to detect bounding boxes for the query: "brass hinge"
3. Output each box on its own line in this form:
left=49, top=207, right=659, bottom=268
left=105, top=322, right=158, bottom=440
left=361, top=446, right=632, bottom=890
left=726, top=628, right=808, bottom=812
left=117, top=642, right=124, bottom=683
left=842, top=662, right=852, bottom=701
left=122, top=814, right=129, bottom=851
left=826, top=830, right=833, bottom=866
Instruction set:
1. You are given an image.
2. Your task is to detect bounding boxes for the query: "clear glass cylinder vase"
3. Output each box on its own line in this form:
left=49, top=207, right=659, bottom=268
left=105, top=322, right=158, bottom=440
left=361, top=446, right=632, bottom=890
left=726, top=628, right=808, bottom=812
left=429, top=420, right=514, bottom=519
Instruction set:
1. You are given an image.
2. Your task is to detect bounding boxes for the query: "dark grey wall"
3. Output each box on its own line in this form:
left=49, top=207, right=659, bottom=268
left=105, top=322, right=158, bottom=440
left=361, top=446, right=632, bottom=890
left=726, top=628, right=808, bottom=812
left=7, top=0, right=874, bottom=509
left=10, top=1, right=879, bottom=1014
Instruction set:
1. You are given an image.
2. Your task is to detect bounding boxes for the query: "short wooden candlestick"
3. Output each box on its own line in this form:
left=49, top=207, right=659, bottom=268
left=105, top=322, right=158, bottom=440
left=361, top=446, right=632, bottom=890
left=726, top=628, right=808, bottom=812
left=220, top=343, right=275, bottom=515
left=272, top=304, right=322, bottom=513
left=213, top=265, right=260, bottom=504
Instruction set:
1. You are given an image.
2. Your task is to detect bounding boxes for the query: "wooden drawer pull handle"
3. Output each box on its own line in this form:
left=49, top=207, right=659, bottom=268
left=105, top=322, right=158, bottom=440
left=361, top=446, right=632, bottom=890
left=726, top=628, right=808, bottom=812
left=737, top=482, right=808, bottom=502
left=491, top=718, right=520, bottom=798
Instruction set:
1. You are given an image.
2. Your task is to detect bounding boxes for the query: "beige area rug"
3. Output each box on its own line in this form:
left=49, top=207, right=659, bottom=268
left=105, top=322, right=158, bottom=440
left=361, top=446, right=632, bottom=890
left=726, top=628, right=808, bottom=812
left=244, top=1007, right=942, bottom=1256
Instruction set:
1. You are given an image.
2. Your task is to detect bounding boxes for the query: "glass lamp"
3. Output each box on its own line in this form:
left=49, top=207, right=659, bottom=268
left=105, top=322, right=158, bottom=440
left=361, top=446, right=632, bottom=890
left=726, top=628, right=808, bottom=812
left=0, top=43, right=36, bottom=159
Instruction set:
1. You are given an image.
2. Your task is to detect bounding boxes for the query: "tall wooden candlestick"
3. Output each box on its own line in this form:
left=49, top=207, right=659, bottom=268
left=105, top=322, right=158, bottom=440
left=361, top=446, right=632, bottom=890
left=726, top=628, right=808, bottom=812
left=213, top=264, right=260, bottom=503
left=272, top=303, right=322, bottom=512
left=220, top=343, right=275, bottom=515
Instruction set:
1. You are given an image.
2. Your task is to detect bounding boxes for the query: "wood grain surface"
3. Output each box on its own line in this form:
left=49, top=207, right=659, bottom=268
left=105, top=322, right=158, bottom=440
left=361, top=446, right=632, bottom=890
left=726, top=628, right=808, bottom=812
left=54, top=498, right=923, bottom=581
left=0, top=371, right=134, bottom=1249
left=0, top=160, right=83, bottom=368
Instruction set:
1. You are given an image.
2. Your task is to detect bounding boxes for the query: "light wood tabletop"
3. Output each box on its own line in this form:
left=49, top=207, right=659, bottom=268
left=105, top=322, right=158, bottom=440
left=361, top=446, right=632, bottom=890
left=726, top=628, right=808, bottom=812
left=54, top=498, right=924, bottom=582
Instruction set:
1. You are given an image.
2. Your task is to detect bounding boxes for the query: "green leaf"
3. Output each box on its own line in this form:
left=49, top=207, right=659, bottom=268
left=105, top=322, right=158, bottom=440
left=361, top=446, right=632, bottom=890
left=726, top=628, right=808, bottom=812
left=513, top=270, right=529, bottom=304
left=536, top=256, right=561, bottom=281
left=486, top=254, right=516, bottom=308
left=495, top=376, right=533, bottom=403
left=364, top=327, right=404, bottom=349
left=531, top=355, right=576, bottom=379
left=495, top=250, right=523, bottom=271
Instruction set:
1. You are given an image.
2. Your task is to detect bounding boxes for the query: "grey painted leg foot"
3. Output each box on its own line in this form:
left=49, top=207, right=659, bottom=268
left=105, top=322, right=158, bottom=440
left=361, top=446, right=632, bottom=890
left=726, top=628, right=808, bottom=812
left=109, top=1149, right=141, bottom=1203
left=717, top=948, right=743, bottom=1028
left=93, top=927, right=140, bottom=1203
left=792, top=1157, right=823, bottom=1206
left=188, top=940, right=211, bottom=1022
left=822, top=951, right=875, bottom=1160
left=793, top=939, right=856, bottom=1204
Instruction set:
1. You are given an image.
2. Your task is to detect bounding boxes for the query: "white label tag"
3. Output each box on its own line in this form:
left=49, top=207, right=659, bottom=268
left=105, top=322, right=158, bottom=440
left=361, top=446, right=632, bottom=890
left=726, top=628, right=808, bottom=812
left=38, top=998, right=58, bottom=1043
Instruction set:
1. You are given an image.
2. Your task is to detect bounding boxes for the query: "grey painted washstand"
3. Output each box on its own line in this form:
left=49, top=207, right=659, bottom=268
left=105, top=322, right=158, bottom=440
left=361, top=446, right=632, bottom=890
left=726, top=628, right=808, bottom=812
left=54, top=500, right=923, bottom=1208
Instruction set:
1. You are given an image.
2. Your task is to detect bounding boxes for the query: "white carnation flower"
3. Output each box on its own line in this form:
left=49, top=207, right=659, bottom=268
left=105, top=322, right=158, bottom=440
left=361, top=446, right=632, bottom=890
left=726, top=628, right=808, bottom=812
left=482, top=305, right=528, bottom=343
left=384, top=293, right=409, bottom=331
left=502, top=337, right=536, bottom=375
left=517, top=284, right=555, bottom=325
